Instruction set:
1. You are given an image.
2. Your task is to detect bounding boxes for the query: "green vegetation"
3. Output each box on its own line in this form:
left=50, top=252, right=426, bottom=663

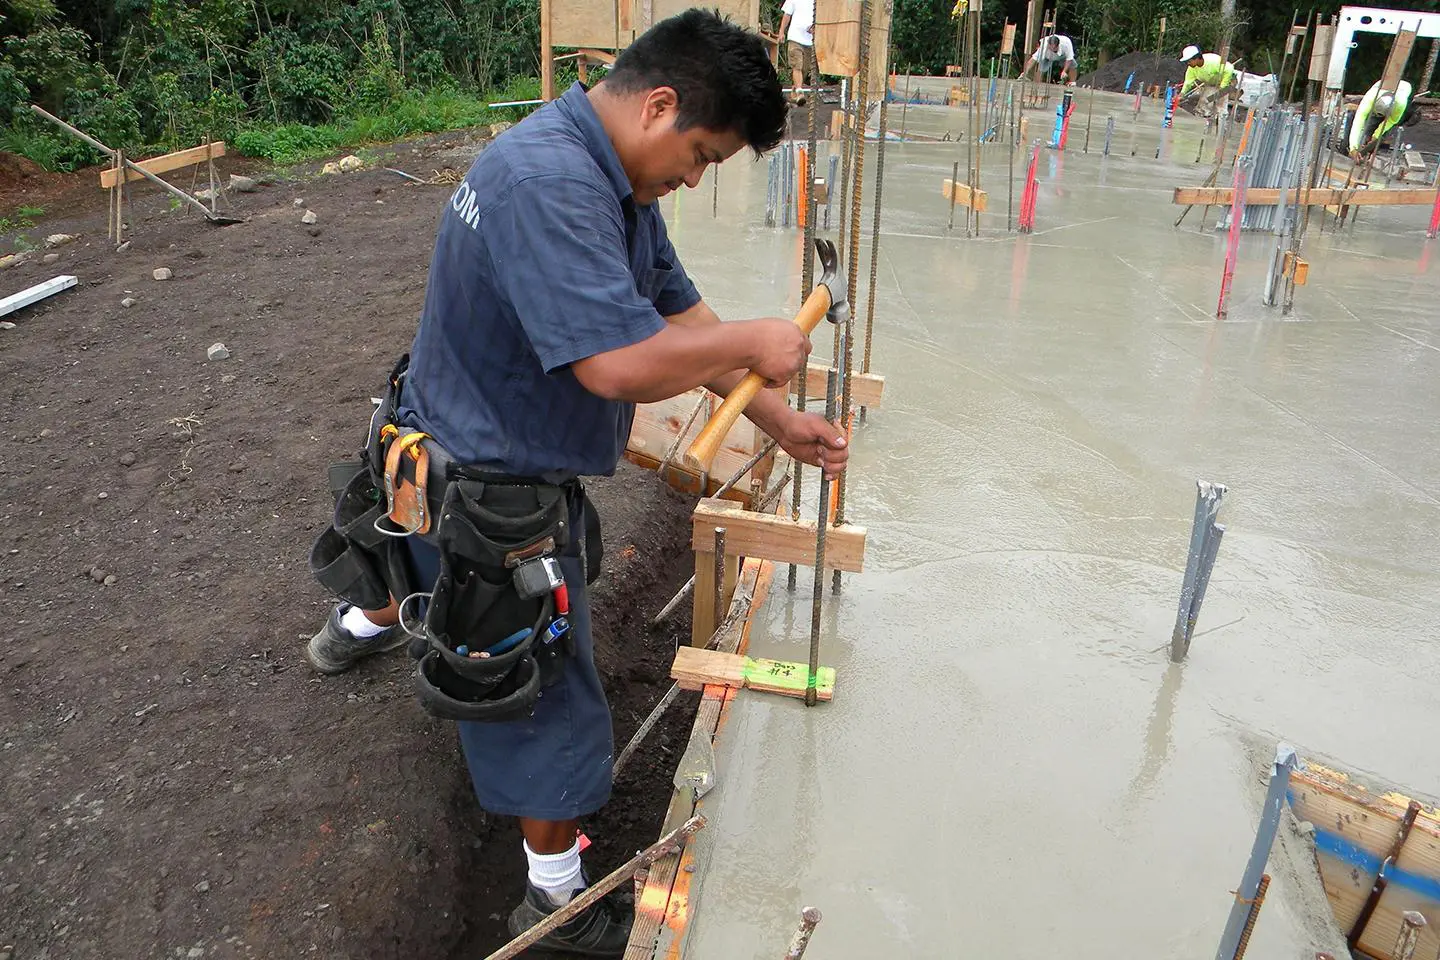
left=0, top=0, right=1407, bottom=176
left=0, top=0, right=546, bottom=172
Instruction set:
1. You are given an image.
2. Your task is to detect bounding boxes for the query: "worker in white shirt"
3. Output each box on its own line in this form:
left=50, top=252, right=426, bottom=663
left=779, top=0, right=815, bottom=105
left=1021, top=34, right=1077, bottom=85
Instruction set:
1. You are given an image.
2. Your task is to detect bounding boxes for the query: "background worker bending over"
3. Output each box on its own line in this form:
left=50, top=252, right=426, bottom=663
left=1349, top=79, right=1416, bottom=159
left=1179, top=45, right=1237, bottom=118
left=1021, top=34, right=1077, bottom=85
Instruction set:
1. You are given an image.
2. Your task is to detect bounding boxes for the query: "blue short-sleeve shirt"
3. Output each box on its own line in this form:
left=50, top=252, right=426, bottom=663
left=396, top=82, right=702, bottom=477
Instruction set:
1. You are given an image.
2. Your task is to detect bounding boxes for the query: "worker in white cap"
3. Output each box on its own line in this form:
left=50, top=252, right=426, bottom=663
left=1178, top=45, right=1238, bottom=118
left=1348, top=79, right=1416, bottom=159
left=1021, top=34, right=1077, bottom=85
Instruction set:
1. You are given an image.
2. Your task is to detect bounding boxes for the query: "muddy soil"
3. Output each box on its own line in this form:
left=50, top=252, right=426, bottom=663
left=0, top=128, right=700, bottom=959
left=1081, top=51, right=1188, bottom=93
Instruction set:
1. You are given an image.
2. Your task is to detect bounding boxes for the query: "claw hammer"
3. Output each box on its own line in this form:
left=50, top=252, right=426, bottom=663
left=684, top=237, right=850, bottom=473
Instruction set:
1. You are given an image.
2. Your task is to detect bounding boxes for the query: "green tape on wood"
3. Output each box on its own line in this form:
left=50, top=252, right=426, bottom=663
left=742, top=656, right=836, bottom=698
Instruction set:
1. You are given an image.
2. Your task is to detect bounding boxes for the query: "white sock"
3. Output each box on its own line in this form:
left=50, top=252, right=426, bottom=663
left=525, top=839, right=584, bottom=906
left=340, top=604, right=388, bottom=639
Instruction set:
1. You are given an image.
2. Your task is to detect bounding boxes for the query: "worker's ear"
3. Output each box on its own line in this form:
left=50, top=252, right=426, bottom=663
left=640, top=86, right=681, bottom=133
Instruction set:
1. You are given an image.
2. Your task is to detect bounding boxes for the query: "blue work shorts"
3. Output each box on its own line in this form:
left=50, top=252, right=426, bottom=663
left=406, top=501, right=614, bottom=821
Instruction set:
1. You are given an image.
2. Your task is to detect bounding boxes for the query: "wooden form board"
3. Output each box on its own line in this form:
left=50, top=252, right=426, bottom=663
left=1172, top=186, right=1438, bottom=206
left=1309, top=22, right=1334, bottom=83
left=0, top=275, right=77, bottom=318
left=647, top=0, right=756, bottom=31
left=1289, top=764, right=1440, bottom=960
left=625, top=557, right=769, bottom=958
left=691, top=496, right=867, bottom=574
left=789, top=360, right=884, bottom=409
left=672, top=646, right=835, bottom=701
left=814, top=0, right=892, bottom=93
left=943, top=178, right=990, bottom=212
left=1380, top=25, right=1420, bottom=95
left=550, top=0, right=630, bottom=51
left=98, top=141, right=225, bottom=189
left=625, top=387, right=774, bottom=501
left=1001, top=22, right=1017, bottom=57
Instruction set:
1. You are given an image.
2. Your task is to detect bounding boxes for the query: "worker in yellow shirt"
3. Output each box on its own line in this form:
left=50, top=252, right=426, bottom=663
left=1348, top=79, right=1416, bottom=159
left=1178, top=45, right=1238, bottom=118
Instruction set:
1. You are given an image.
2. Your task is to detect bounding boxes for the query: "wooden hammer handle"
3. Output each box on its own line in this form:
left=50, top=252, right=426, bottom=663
left=682, top=283, right=834, bottom=474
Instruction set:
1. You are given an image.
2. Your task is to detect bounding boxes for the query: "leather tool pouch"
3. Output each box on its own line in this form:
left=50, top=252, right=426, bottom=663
left=413, top=476, right=575, bottom=722
left=309, top=466, right=404, bottom=611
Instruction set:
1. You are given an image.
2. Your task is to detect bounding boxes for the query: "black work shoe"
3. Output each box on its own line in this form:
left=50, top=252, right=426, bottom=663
left=507, top=881, right=633, bottom=956
left=305, top=603, right=407, bottom=675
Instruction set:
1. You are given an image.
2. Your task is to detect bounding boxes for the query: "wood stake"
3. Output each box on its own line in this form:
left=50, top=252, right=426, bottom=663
left=483, top=816, right=706, bottom=960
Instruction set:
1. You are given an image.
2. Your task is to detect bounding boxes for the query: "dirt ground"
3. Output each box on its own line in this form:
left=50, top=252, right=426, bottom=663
left=1081, top=51, right=1189, bottom=94
left=0, top=128, right=702, bottom=959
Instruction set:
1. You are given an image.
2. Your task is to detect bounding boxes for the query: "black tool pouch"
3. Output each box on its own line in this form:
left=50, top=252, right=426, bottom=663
left=413, top=477, right=575, bottom=723
left=309, top=465, right=412, bottom=611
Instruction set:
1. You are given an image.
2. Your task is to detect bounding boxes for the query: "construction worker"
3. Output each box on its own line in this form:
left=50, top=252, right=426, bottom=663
left=303, top=9, right=848, bottom=957
left=1178, top=45, right=1238, bottom=118
left=1021, top=34, right=1078, bottom=85
left=1349, top=79, right=1417, bottom=159
left=778, top=0, right=815, bottom=105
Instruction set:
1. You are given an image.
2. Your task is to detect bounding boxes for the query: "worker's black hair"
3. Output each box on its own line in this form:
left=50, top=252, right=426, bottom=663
left=604, top=8, right=787, bottom=154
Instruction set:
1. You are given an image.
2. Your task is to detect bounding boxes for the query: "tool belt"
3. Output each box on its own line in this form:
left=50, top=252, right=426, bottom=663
left=308, top=353, right=602, bottom=723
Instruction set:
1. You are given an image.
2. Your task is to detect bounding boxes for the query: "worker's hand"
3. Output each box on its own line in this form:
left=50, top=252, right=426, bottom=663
left=745, top=318, right=814, bottom=388
left=778, top=410, right=848, bottom=478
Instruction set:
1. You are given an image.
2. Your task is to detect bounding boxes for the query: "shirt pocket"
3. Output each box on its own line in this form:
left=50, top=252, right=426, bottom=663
left=639, top=257, right=674, bottom=305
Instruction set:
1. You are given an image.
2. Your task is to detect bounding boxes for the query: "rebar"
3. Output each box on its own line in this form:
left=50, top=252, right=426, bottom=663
left=809, top=367, right=839, bottom=705
left=825, top=152, right=839, bottom=229
left=861, top=6, right=894, bottom=405
left=833, top=0, right=871, bottom=598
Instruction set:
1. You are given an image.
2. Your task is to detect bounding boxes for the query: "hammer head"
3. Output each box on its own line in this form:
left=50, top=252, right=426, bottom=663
left=814, top=238, right=850, bottom=326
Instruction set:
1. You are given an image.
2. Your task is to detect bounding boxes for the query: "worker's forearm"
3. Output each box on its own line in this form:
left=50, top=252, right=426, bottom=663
left=574, top=322, right=762, bottom=403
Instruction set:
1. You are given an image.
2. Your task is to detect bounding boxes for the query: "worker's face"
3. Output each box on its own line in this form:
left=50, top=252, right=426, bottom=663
left=1188, top=56, right=1204, bottom=68
left=626, top=86, right=748, bottom=205
left=1048, top=39, right=1060, bottom=52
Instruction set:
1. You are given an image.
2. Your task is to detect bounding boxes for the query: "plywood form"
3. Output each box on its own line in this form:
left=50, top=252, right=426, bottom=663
left=1289, top=764, right=1440, bottom=960
left=814, top=0, right=892, bottom=93
left=626, top=387, right=774, bottom=499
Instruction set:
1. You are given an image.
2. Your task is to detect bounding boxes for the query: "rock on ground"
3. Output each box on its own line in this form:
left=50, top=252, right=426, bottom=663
left=152, top=267, right=173, bottom=281
left=206, top=342, right=230, bottom=361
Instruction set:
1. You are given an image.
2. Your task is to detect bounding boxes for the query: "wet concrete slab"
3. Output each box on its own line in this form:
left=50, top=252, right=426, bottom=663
left=657, top=92, right=1440, bottom=958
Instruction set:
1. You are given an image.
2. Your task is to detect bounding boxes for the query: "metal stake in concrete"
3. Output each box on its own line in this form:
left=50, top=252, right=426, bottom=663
left=824, top=154, right=839, bottom=231
left=1103, top=115, right=1115, bottom=157
left=783, top=906, right=824, bottom=959
left=766, top=154, right=779, bottom=227
left=1392, top=911, right=1426, bottom=960
left=1170, top=480, right=1227, bottom=663
left=1212, top=744, right=1298, bottom=960
left=808, top=367, right=839, bottom=707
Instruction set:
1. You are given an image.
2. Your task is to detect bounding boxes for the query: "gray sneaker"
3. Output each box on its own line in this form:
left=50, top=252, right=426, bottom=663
left=306, top=603, right=408, bottom=674
left=507, top=881, right=633, bottom=956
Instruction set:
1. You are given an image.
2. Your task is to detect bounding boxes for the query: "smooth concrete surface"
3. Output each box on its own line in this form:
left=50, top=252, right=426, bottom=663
left=656, top=91, right=1440, bottom=959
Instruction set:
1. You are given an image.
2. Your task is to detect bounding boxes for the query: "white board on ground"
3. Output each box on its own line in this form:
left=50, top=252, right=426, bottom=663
left=0, top=275, right=78, bottom=318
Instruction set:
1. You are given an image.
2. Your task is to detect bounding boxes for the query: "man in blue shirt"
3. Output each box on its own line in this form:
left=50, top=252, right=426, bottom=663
left=306, top=9, right=848, bottom=954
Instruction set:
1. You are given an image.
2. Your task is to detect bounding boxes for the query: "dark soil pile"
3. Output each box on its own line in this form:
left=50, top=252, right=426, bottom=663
left=1082, top=51, right=1188, bottom=93
left=0, top=131, right=701, bottom=960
